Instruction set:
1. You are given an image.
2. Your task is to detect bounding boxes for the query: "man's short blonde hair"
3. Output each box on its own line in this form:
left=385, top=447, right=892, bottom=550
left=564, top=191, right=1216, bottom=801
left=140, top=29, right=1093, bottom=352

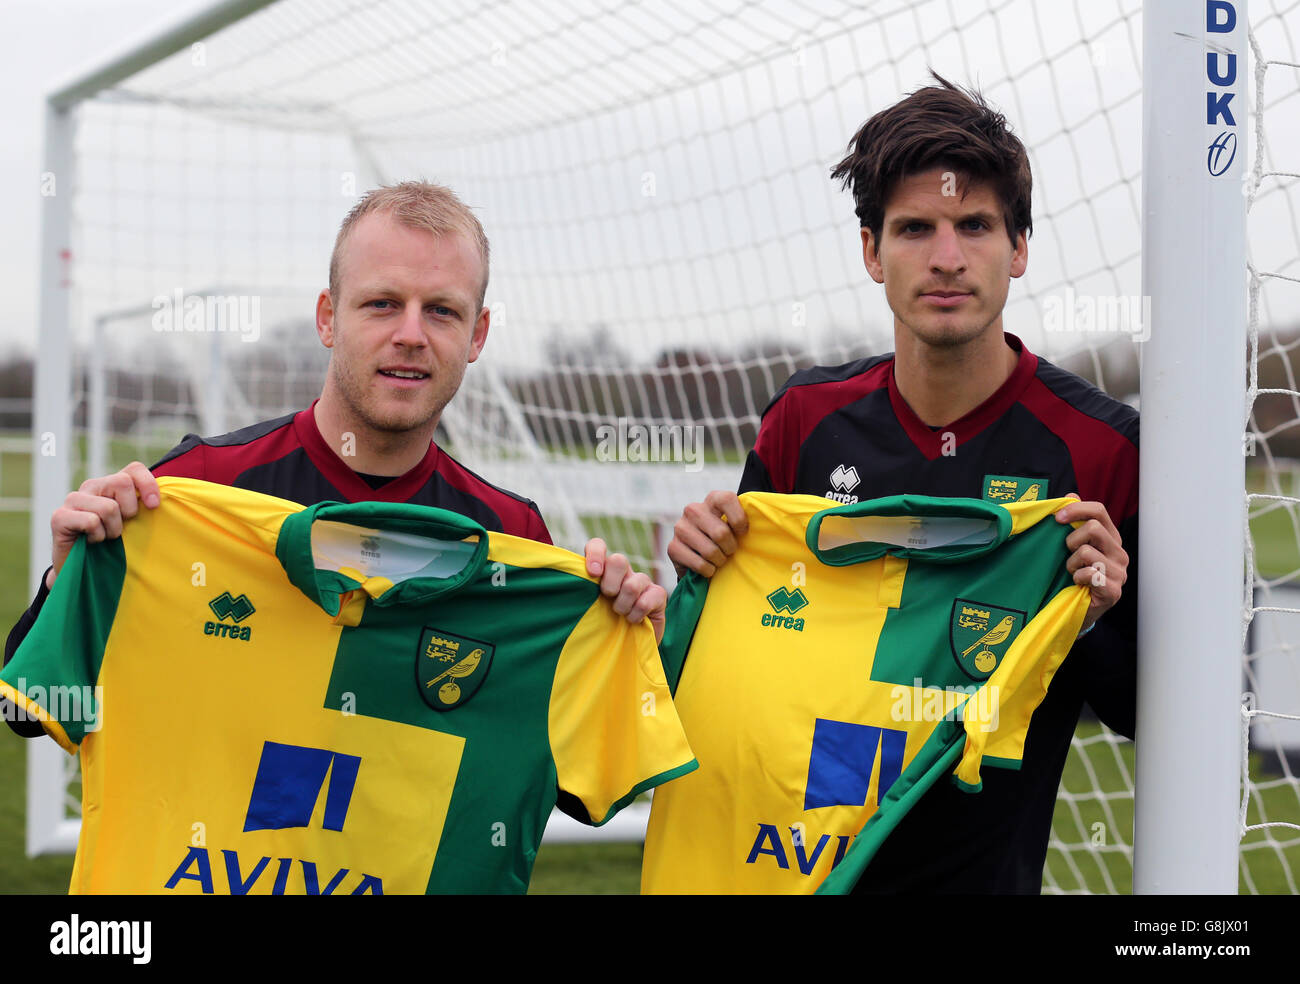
left=329, top=181, right=490, bottom=310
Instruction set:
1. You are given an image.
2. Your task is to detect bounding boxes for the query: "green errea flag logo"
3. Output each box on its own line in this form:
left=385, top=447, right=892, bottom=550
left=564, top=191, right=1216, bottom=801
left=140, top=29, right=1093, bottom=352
left=982, top=475, right=1045, bottom=503
left=762, top=587, right=808, bottom=632
left=766, top=587, right=808, bottom=614
left=210, top=592, right=255, bottom=622
left=418, top=628, right=494, bottom=710
left=949, top=599, right=1026, bottom=681
left=204, top=592, right=255, bottom=641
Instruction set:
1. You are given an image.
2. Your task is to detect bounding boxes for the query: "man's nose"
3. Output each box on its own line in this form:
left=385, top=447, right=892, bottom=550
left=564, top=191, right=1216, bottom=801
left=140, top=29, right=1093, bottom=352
left=391, top=302, right=428, bottom=345
left=929, top=224, right=967, bottom=275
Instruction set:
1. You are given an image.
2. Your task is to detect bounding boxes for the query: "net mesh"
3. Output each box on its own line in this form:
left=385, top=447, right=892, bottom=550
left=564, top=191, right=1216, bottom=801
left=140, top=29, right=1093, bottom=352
left=40, top=0, right=1300, bottom=891
left=1242, top=0, right=1300, bottom=896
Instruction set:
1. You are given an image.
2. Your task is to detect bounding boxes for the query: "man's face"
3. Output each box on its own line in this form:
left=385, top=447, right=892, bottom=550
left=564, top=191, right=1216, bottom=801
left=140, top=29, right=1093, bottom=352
left=317, top=210, right=489, bottom=435
left=861, top=167, right=1027, bottom=347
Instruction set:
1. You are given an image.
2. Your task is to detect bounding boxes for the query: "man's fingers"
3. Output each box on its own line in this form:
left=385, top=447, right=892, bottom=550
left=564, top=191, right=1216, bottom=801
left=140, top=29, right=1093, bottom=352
left=78, top=463, right=162, bottom=523
left=671, top=515, right=731, bottom=574
left=703, top=490, right=749, bottom=537
left=598, top=551, right=632, bottom=600
left=623, top=580, right=667, bottom=623
left=51, top=502, right=110, bottom=545
left=1056, top=496, right=1121, bottom=542
left=49, top=501, right=114, bottom=576
left=1056, top=503, right=1127, bottom=623
left=667, top=537, right=717, bottom=578
left=681, top=501, right=740, bottom=556
left=58, top=492, right=126, bottom=542
left=1065, top=516, right=1121, bottom=554
left=601, top=562, right=657, bottom=619
left=123, top=461, right=161, bottom=509
left=584, top=537, right=608, bottom=577
left=49, top=464, right=162, bottom=578
left=1067, top=532, right=1128, bottom=583
left=666, top=490, right=750, bottom=579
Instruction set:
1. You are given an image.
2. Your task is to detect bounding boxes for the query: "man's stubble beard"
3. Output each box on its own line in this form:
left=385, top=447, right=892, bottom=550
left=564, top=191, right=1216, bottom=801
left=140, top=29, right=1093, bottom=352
left=329, top=355, right=463, bottom=436
left=901, top=300, right=1002, bottom=350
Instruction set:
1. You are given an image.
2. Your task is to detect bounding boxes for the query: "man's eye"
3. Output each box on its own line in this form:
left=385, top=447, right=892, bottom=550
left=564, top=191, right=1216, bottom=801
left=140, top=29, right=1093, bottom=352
left=903, top=222, right=929, bottom=234
left=430, top=305, right=457, bottom=318
left=369, top=299, right=394, bottom=309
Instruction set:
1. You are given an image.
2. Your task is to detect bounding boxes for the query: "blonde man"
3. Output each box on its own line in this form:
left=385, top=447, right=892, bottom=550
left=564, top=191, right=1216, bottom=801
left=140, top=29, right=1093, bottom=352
left=6, top=182, right=663, bottom=740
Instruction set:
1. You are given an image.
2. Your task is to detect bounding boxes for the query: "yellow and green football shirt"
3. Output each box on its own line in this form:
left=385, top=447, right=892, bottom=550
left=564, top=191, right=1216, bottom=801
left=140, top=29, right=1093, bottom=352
left=1, top=477, right=697, bottom=894
left=641, top=491, right=1089, bottom=895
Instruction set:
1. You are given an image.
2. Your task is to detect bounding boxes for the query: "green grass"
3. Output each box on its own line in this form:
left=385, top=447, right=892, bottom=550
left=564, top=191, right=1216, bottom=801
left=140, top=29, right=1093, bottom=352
left=1045, top=721, right=1300, bottom=894
left=1249, top=464, right=1300, bottom=579
left=0, top=431, right=176, bottom=504
left=1046, top=724, right=1136, bottom=894
left=1251, top=500, right=1300, bottom=579
left=580, top=514, right=655, bottom=565
left=527, top=843, right=643, bottom=895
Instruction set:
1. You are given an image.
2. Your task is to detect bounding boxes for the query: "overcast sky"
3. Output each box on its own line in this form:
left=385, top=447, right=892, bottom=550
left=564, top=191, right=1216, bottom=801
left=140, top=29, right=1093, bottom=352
left=2, top=0, right=1292, bottom=373
left=0, top=0, right=212, bottom=361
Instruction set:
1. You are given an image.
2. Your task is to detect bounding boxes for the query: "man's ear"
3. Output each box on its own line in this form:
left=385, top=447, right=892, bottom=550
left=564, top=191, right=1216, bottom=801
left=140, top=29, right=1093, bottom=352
left=316, top=289, right=336, bottom=348
left=1010, top=230, right=1029, bottom=279
left=468, top=305, right=490, bottom=363
left=861, top=227, right=885, bottom=284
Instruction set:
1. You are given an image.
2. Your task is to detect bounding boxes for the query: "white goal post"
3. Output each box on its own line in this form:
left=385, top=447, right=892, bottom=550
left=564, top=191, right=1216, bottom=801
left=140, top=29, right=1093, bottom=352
left=27, top=0, right=1300, bottom=893
left=1136, top=0, right=1247, bottom=894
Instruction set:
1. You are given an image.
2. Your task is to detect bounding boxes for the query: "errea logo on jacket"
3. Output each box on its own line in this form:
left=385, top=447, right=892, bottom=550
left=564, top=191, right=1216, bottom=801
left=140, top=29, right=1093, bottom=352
left=825, top=464, right=860, bottom=504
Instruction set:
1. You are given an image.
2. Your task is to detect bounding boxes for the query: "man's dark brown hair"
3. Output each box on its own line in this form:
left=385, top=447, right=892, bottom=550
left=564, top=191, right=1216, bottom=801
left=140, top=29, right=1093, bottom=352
left=830, top=72, right=1032, bottom=247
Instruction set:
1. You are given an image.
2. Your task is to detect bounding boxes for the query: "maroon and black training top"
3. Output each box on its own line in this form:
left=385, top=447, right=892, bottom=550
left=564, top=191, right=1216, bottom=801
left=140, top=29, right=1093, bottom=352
left=151, top=401, right=550, bottom=543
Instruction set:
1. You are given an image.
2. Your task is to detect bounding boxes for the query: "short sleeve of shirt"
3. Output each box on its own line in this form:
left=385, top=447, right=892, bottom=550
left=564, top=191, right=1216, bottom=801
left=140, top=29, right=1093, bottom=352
left=0, top=536, right=127, bottom=753
left=548, top=599, right=697, bottom=825
left=955, top=583, right=1091, bottom=788
left=657, top=572, right=710, bottom=693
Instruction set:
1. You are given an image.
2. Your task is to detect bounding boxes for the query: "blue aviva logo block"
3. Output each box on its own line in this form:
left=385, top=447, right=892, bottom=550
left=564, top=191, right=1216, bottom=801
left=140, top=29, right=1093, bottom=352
left=804, top=719, right=906, bottom=810
left=243, top=741, right=361, bottom=833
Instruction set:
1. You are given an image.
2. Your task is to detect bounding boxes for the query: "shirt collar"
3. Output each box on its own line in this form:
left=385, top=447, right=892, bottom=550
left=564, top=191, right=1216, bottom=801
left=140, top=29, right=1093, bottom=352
left=275, top=500, right=488, bottom=615
left=293, top=400, right=443, bottom=503
left=805, top=494, right=1012, bottom=565
left=886, top=332, right=1039, bottom=459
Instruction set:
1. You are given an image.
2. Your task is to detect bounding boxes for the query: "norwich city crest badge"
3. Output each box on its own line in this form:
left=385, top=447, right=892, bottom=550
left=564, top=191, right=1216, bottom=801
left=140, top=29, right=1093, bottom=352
left=949, top=599, right=1026, bottom=681
left=417, top=627, right=494, bottom=710
left=982, top=475, right=1045, bottom=503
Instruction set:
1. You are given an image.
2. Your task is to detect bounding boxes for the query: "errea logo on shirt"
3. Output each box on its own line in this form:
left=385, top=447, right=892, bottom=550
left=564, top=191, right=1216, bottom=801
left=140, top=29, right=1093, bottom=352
left=203, top=591, right=255, bottom=641
left=761, top=587, right=808, bottom=631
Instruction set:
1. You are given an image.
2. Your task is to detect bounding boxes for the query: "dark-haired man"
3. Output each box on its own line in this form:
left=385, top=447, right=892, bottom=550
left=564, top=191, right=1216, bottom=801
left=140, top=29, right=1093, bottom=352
left=664, top=75, right=1138, bottom=893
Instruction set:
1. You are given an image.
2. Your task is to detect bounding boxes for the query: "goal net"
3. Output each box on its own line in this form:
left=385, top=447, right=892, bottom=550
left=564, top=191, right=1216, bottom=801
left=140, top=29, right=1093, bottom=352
left=28, top=0, right=1300, bottom=892
left=1242, top=2, right=1300, bottom=894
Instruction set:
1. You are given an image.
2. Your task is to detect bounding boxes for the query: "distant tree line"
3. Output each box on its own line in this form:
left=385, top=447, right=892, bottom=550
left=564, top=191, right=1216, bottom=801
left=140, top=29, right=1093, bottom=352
left=2, top=323, right=1298, bottom=461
